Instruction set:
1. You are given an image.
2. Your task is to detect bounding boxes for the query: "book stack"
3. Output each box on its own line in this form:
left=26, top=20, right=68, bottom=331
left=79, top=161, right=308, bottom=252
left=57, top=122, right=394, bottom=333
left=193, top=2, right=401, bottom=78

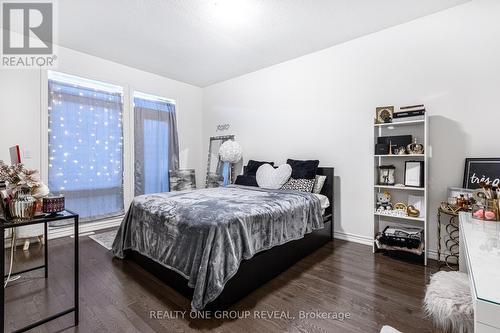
left=393, top=104, right=425, bottom=123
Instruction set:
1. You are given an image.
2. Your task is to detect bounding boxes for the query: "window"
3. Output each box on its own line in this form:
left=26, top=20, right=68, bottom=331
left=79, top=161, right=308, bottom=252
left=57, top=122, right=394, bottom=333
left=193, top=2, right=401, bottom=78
left=133, top=92, right=179, bottom=196
left=48, top=71, right=124, bottom=221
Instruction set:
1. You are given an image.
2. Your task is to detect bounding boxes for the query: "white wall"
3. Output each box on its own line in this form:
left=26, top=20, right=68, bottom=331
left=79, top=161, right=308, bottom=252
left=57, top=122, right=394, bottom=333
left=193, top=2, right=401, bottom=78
left=202, top=0, right=500, bottom=256
left=0, top=44, right=204, bottom=205
left=2, top=0, right=499, bottom=255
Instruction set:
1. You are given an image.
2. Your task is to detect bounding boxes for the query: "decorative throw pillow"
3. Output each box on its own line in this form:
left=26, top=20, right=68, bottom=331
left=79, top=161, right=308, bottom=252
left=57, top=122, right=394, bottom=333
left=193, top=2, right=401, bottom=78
left=256, top=164, right=292, bottom=189
left=312, top=175, right=327, bottom=194
left=282, top=178, right=315, bottom=192
left=286, top=159, right=319, bottom=179
left=245, top=160, right=275, bottom=176
left=234, top=175, right=258, bottom=187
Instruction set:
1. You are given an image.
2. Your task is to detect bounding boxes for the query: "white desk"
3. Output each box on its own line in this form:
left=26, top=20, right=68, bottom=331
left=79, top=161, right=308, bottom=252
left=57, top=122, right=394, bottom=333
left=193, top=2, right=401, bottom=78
left=459, top=212, right=500, bottom=332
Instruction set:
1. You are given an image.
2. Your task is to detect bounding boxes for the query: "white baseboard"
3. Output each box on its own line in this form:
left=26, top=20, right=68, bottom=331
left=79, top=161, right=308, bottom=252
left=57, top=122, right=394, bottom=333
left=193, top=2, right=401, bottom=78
left=48, top=217, right=122, bottom=240
left=427, top=249, right=456, bottom=262
left=334, top=231, right=372, bottom=246
left=6, top=218, right=448, bottom=263
left=334, top=231, right=444, bottom=262
left=3, top=217, right=121, bottom=248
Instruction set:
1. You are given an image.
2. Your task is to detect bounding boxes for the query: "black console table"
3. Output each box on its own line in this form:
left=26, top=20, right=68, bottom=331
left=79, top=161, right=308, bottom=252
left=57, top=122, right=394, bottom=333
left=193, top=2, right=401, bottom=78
left=0, top=210, right=79, bottom=333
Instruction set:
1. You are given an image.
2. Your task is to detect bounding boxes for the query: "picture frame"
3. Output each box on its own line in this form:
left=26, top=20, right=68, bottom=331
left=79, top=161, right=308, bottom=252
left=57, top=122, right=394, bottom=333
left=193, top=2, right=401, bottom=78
left=375, top=106, right=394, bottom=124
left=169, top=169, right=196, bottom=191
left=404, top=161, right=424, bottom=187
left=463, top=158, right=500, bottom=189
left=378, top=165, right=396, bottom=185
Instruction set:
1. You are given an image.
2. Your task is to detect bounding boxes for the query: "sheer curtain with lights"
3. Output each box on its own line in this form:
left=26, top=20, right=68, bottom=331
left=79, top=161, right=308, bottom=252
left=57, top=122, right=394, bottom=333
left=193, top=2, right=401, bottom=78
left=134, top=93, right=179, bottom=196
left=48, top=73, right=124, bottom=222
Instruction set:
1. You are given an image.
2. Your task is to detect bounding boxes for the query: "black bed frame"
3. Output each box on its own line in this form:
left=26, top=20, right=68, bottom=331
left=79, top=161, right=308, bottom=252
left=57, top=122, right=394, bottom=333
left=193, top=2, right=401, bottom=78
left=127, top=167, right=334, bottom=310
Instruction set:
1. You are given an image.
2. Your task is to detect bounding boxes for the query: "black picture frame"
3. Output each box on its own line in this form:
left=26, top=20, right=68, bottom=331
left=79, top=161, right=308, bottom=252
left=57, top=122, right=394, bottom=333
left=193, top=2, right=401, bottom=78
left=463, top=158, right=500, bottom=189
left=404, top=161, right=424, bottom=187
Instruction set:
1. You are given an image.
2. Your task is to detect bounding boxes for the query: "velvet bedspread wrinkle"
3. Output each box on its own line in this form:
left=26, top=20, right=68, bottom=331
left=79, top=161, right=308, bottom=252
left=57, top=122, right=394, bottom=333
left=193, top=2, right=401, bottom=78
left=112, top=185, right=324, bottom=310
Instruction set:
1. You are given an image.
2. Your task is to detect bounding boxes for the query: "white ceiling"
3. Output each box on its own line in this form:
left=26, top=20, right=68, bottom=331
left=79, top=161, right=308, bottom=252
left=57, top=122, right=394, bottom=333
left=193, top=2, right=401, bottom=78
left=56, top=0, right=469, bottom=87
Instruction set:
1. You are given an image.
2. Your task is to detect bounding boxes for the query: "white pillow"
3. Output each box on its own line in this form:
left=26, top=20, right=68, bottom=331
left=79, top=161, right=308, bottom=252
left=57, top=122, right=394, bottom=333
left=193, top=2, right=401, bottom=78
left=256, top=164, right=292, bottom=189
left=312, top=175, right=327, bottom=194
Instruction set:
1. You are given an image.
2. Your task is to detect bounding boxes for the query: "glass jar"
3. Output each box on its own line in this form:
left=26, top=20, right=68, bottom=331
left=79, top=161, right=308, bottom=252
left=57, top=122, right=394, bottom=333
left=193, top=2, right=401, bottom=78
left=378, top=165, right=396, bottom=185
left=9, top=186, right=36, bottom=220
left=485, top=199, right=499, bottom=221
left=472, top=201, right=500, bottom=221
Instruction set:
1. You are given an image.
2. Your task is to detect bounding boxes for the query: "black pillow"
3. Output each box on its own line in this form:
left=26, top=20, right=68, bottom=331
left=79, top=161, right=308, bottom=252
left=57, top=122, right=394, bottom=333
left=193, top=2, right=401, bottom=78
left=234, top=175, right=258, bottom=187
left=245, top=160, right=274, bottom=176
left=286, top=159, right=320, bottom=179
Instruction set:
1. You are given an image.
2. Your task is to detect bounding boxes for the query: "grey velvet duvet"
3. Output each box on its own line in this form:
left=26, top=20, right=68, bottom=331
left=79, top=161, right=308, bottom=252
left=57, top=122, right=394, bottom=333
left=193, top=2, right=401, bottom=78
left=112, top=185, right=324, bottom=310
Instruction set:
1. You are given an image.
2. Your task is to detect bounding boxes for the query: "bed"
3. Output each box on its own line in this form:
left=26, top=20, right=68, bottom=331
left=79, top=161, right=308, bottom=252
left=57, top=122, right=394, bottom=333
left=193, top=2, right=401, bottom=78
left=112, top=167, right=334, bottom=310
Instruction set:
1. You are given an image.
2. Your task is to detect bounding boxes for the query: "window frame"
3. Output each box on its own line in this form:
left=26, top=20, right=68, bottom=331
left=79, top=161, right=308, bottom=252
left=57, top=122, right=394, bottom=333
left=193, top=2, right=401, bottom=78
left=132, top=90, right=177, bottom=196
left=40, top=70, right=179, bottom=226
left=41, top=70, right=133, bottom=222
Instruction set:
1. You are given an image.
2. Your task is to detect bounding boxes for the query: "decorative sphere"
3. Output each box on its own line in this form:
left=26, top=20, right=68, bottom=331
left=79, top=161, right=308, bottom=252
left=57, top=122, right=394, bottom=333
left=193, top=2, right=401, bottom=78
left=219, top=141, right=242, bottom=163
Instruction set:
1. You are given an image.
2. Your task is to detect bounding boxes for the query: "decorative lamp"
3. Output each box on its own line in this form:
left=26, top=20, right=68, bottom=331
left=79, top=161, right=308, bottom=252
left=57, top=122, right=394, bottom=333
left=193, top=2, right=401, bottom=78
left=218, top=140, right=242, bottom=186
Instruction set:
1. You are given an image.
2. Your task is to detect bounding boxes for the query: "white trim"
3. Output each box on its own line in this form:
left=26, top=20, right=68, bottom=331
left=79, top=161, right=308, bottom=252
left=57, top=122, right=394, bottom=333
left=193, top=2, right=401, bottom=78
left=47, top=216, right=122, bottom=240
left=426, top=248, right=457, bottom=262
left=427, top=250, right=439, bottom=261
left=124, top=84, right=136, bottom=207
left=334, top=230, right=441, bottom=262
left=47, top=70, right=123, bottom=93
left=374, top=119, right=425, bottom=127
left=40, top=69, right=49, bottom=184
left=133, top=90, right=176, bottom=105
left=122, top=83, right=134, bottom=208
left=334, top=231, right=372, bottom=246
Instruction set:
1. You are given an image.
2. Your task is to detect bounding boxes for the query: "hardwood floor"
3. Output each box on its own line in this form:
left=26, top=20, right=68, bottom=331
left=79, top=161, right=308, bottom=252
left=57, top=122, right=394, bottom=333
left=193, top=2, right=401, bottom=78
left=4, top=232, right=438, bottom=333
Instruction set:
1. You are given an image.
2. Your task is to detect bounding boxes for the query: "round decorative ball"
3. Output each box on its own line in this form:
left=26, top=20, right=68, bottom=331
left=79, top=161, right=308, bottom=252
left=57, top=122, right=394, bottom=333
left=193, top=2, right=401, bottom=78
left=219, top=141, right=242, bottom=163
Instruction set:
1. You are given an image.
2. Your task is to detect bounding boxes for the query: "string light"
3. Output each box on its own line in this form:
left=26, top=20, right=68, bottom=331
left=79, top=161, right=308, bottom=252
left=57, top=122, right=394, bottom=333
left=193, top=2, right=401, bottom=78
left=48, top=81, right=124, bottom=196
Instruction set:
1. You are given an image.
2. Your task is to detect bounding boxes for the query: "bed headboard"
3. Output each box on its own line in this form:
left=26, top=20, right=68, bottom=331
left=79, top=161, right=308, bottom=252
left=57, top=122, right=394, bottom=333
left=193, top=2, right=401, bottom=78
left=316, top=167, right=334, bottom=218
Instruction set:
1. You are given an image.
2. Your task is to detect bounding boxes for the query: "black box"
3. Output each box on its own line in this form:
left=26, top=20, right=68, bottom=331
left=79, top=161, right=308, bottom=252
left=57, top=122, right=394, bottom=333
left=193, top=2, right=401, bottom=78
left=394, top=109, right=425, bottom=118
left=375, top=144, right=389, bottom=155
left=379, top=226, right=423, bottom=249
left=377, top=135, right=412, bottom=147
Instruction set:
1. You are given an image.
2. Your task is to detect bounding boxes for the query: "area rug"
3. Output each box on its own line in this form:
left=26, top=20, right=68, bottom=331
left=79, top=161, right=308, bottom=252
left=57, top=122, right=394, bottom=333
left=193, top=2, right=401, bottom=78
left=89, top=230, right=118, bottom=250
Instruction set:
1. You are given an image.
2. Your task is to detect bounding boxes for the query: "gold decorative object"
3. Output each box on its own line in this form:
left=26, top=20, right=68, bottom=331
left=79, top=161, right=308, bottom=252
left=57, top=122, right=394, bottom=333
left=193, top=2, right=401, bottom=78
left=407, top=205, right=420, bottom=217
left=394, top=202, right=407, bottom=210
left=406, top=138, right=424, bottom=155
left=440, top=202, right=461, bottom=215
left=376, top=106, right=394, bottom=124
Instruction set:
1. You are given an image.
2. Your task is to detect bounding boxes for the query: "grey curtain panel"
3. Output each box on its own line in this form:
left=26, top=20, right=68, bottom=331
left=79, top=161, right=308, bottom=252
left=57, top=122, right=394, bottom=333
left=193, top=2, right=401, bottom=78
left=134, top=97, right=179, bottom=196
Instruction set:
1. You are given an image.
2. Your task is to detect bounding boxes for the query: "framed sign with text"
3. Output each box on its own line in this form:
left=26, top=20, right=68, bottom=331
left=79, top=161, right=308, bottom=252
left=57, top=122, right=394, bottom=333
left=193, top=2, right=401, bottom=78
left=463, top=158, right=500, bottom=189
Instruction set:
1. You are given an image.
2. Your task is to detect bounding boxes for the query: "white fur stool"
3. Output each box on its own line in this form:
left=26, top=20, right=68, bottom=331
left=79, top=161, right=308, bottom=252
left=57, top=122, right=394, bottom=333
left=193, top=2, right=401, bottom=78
left=424, top=271, right=473, bottom=333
